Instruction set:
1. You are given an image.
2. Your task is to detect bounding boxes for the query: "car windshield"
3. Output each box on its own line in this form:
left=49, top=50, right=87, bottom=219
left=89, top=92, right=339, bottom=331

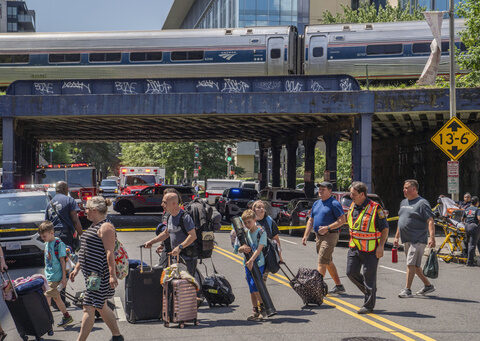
left=228, top=188, right=258, bottom=199
left=126, top=175, right=156, bottom=186
left=341, top=195, right=383, bottom=208
left=101, top=180, right=117, bottom=187
left=277, top=191, right=306, bottom=201
left=0, top=196, right=48, bottom=215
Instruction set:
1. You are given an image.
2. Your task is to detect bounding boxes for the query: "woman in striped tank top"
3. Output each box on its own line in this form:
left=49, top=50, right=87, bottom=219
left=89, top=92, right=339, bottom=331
left=69, top=196, right=124, bottom=341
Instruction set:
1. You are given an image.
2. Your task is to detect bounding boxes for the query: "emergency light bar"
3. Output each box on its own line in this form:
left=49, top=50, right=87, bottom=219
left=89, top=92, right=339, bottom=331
left=37, top=163, right=92, bottom=169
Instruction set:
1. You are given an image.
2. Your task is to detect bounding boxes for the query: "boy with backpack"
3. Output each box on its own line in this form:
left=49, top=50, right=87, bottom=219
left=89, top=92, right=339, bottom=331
left=38, top=221, right=73, bottom=327
left=233, top=209, right=268, bottom=321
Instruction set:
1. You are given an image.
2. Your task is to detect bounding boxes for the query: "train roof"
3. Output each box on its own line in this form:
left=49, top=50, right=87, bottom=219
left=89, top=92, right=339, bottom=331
left=306, top=18, right=465, bottom=34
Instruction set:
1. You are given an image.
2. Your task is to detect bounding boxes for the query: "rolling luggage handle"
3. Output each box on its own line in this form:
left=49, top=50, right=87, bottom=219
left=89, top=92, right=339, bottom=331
left=1, top=270, right=18, bottom=300
left=278, top=261, right=296, bottom=284
left=139, top=245, right=153, bottom=274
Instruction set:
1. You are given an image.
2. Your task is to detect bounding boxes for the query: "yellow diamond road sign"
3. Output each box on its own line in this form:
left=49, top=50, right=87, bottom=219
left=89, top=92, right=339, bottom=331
left=431, top=117, right=478, bottom=160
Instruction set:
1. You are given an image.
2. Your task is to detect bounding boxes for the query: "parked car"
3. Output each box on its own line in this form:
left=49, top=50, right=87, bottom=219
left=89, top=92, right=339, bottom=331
left=216, top=188, right=259, bottom=221
left=205, top=179, right=243, bottom=205
left=113, top=185, right=196, bottom=215
left=332, top=192, right=389, bottom=240
left=99, top=179, right=119, bottom=197
left=295, top=183, right=319, bottom=196
left=277, top=198, right=317, bottom=237
left=0, top=189, right=50, bottom=264
left=259, top=187, right=307, bottom=220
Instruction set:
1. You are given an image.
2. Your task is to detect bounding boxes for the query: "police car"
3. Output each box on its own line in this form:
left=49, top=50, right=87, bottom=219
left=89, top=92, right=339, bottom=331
left=0, top=189, right=51, bottom=263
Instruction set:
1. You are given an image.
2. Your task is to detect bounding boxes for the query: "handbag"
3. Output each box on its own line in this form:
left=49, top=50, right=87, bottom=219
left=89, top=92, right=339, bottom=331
left=423, top=249, right=439, bottom=279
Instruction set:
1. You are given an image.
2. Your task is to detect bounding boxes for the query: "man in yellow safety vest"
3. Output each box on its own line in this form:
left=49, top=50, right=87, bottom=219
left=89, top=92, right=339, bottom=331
left=346, top=181, right=389, bottom=314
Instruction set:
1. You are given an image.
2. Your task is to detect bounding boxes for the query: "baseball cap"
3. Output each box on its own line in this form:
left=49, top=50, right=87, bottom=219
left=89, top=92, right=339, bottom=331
left=318, top=181, right=333, bottom=190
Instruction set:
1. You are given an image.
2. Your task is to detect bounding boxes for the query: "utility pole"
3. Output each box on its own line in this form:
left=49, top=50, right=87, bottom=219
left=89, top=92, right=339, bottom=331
left=49, top=148, right=53, bottom=165
left=449, top=0, right=459, bottom=202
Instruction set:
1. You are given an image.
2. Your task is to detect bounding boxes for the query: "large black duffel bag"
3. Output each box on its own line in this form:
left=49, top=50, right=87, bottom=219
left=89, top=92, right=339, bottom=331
left=201, top=260, right=235, bottom=307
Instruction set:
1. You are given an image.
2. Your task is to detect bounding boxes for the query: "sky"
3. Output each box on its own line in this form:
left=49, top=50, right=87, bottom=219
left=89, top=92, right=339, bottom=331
left=26, top=0, right=174, bottom=32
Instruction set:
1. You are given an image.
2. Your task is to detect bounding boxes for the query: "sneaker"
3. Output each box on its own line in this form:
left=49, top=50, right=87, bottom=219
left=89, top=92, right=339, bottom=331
left=398, top=288, right=413, bottom=298
left=416, top=285, right=436, bottom=296
left=357, top=306, right=373, bottom=314
left=57, top=315, right=73, bottom=327
left=247, top=308, right=261, bottom=321
left=329, top=285, right=346, bottom=295
left=258, top=304, right=268, bottom=319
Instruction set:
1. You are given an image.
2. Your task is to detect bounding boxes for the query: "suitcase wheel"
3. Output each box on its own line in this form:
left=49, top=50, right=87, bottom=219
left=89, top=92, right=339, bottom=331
left=194, top=319, right=199, bottom=326
left=179, top=322, right=185, bottom=329
left=164, top=322, right=169, bottom=328
left=48, top=330, right=54, bottom=336
left=21, top=335, right=28, bottom=341
left=209, top=302, right=214, bottom=308
left=35, top=338, right=44, bottom=341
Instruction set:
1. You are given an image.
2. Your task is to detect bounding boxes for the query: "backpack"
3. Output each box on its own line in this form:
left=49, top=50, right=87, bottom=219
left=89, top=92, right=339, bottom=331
left=256, top=228, right=280, bottom=274
left=201, top=260, right=235, bottom=307
left=114, top=239, right=129, bottom=280
left=181, top=199, right=221, bottom=259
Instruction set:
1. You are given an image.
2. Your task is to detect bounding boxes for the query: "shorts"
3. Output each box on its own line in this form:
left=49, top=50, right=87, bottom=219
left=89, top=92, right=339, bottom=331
left=45, top=281, right=61, bottom=298
left=245, top=265, right=265, bottom=293
left=404, top=242, right=426, bottom=267
left=316, top=232, right=339, bottom=265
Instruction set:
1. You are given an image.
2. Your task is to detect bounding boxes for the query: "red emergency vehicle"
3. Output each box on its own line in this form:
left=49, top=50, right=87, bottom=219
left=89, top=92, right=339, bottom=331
left=119, top=167, right=165, bottom=194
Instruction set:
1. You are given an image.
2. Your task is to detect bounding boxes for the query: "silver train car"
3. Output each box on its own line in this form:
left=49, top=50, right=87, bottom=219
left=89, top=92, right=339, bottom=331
left=304, top=19, right=466, bottom=79
left=0, top=19, right=466, bottom=87
left=0, top=26, right=298, bottom=87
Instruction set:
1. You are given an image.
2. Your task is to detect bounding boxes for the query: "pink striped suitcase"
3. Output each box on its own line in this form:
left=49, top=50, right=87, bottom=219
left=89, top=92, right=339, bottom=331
left=162, top=278, right=198, bottom=328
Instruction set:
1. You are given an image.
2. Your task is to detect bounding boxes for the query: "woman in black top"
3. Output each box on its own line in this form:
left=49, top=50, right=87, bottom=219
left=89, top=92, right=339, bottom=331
left=70, top=197, right=124, bottom=341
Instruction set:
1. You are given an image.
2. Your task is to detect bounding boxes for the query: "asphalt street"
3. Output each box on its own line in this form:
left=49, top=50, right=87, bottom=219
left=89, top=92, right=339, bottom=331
left=1, top=224, right=479, bottom=341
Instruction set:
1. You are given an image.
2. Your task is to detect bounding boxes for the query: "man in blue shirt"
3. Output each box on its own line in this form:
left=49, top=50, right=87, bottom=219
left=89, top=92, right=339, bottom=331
left=302, top=181, right=347, bottom=294
left=45, top=181, right=83, bottom=248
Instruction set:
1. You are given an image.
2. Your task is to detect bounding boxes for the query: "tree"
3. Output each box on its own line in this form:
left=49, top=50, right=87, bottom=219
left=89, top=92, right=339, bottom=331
left=70, top=143, right=121, bottom=177
left=455, top=0, right=480, bottom=87
left=337, top=141, right=352, bottom=191
left=322, top=3, right=424, bottom=24
left=120, top=142, right=240, bottom=184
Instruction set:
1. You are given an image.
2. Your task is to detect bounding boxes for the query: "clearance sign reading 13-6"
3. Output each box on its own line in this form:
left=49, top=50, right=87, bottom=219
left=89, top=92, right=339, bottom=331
left=431, top=117, right=478, bottom=160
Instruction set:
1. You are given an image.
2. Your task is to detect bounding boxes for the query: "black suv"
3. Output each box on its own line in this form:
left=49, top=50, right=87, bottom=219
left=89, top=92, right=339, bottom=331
left=216, top=188, right=259, bottom=221
left=113, top=185, right=196, bottom=215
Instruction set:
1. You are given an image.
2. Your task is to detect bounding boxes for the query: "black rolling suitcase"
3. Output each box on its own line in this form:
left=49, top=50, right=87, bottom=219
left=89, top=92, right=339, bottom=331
left=125, top=246, right=163, bottom=323
left=2, top=272, right=54, bottom=341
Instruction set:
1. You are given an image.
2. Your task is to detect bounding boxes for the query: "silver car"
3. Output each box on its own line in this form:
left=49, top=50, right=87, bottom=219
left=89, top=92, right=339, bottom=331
left=99, top=179, right=119, bottom=197
left=0, top=190, right=49, bottom=264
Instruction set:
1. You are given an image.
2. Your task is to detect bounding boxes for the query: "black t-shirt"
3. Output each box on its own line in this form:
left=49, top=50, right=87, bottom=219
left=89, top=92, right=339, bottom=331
left=257, top=216, right=279, bottom=239
left=464, top=205, right=480, bottom=224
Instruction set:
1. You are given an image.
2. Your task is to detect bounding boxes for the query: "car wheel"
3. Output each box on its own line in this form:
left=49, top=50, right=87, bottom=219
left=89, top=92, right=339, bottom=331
left=117, top=201, right=134, bottom=215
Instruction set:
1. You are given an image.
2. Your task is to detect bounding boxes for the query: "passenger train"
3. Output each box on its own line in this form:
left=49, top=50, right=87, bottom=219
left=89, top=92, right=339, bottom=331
left=0, top=19, right=466, bottom=87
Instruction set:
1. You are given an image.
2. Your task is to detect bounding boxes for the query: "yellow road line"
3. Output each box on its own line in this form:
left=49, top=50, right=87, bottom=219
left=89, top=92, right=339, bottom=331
left=214, top=245, right=433, bottom=341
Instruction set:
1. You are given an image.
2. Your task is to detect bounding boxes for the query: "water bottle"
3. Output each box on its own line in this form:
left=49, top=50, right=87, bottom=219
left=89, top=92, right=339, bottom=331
left=392, top=247, right=398, bottom=263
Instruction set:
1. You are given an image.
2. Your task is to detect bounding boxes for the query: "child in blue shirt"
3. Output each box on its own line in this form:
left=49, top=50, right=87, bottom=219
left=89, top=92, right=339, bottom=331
left=38, top=221, right=73, bottom=327
left=233, top=209, right=267, bottom=321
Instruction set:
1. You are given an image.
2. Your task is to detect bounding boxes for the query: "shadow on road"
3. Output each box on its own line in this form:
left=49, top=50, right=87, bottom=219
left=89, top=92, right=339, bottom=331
left=199, top=305, right=238, bottom=314
left=374, top=309, right=435, bottom=318
left=341, top=337, right=396, bottom=341
left=414, top=296, right=479, bottom=304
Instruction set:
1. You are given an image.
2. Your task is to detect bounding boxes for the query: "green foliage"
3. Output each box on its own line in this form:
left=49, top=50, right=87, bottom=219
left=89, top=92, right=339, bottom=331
left=337, top=141, right=352, bottom=191
left=322, top=3, right=424, bottom=24
left=42, top=143, right=73, bottom=164
left=120, top=142, right=240, bottom=184
left=455, top=0, right=480, bottom=87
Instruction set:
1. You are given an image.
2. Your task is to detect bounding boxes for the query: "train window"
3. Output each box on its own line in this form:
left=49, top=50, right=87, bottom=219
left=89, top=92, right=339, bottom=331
left=89, top=53, right=121, bottom=63
left=171, top=51, right=204, bottom=61
left=130, top=52, right=163, bottom=62
left=412, top=43, right=430, bottom=54
left=48, top=53, right=81, bottom=63
left=312, top=47, right=324, bottom=57
left=270, top=48, right=281, bottom=59
left=0, top=54, right=29, bottom=64
left=366, top=44, right=403, bottom=55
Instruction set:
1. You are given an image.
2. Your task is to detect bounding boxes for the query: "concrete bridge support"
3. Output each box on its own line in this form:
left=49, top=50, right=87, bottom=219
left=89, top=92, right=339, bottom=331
left=286, top=139, right=298, bottom=189
left=352, top=113, right=373, bottom=192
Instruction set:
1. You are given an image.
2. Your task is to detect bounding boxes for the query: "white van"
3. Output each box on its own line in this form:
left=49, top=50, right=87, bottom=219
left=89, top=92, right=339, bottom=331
left=205, top=179, right=243, bottom=205
left=241, top=181, right=260, bottom=191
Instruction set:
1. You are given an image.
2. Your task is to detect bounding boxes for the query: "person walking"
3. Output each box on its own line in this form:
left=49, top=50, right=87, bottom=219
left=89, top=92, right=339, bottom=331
left=394, top=179, right=436, bottom=298
left=45, top=181, right=83, bottom=248
left=346, top=181, right=389, bottom=314
left=463, top=196, right=480, bottom=266
left=302, top=181, right=347, bottom=294
left=252, top=200, right=283, bottom=281
left=0, top=246, right=8, bottom=340
left=69, top=197, right=123, bottom=341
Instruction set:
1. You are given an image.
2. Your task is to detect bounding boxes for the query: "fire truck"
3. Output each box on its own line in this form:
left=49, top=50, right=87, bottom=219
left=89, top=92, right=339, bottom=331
left=35, top=163, right=98, bottom=227
left=119, top=166, right=165, bottom=194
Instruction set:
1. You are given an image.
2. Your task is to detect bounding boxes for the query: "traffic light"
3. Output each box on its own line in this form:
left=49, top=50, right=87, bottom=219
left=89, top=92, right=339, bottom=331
left=49, top=148, right=53, bottom=153
left=226, top=147, right=232, bottom=162
left=194, top=145, right=199, bottom=159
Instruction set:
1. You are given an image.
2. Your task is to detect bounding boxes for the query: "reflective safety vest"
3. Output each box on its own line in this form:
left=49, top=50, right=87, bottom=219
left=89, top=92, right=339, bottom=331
left=347, top=200, right=382, bottom=252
